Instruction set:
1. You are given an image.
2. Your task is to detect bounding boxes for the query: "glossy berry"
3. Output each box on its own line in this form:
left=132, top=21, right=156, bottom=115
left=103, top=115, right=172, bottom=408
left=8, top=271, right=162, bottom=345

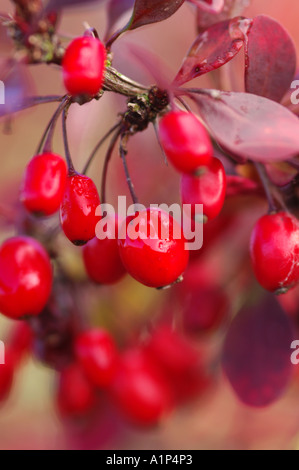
left=57, top=363, right=97, bottom=418
left=83, top=216, right=126, bottom=284
left=181, top=157, right=226, bottom=223
left=75, top=329, right=118, bottom=388
left=0, top=237, right=52, bottom=320
left=158, top=111, right=213, bottom=174
left=20, top=152, right=67, bottom=216
left=110, top=349, right=172, bottom=426
left=62, top=36, right=106, bottom=97
left=60, top=173, right=101, bottom=246
left=250, top=212, right=299, bottom=293
left=118, top=208, right=189, bottom=288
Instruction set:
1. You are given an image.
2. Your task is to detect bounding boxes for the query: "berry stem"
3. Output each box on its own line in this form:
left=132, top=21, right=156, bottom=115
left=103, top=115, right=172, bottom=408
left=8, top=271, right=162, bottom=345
left=120, top=135, right=139, bottom=205
left=82, top=121, right=122, bottom=175
left=62, top=105, right=76, bottom=174
left=22, top=95, right=66, bottom=111
left=101, top=128, right=122, bottom=204
left=254, top=162, right=277, bottom=213
left=35, top=96, right=70, bottom=155
left=153, top=121, right=168, bottom=166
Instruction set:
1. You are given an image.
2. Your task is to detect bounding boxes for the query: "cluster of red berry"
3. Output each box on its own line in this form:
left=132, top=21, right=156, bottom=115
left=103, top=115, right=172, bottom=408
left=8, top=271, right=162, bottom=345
left=1, top=0, right=299, bottom=429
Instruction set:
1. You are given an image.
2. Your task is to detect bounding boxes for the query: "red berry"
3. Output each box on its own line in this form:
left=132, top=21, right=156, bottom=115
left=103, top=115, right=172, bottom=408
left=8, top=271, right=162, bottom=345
left=181, top=157, right=226, bottom=223
left=158, top=111, right=213, bottom=174
left=0, top=237, right=52, bottom=320
left=20, top=152, right=67, bottom=216
left=250, top=212, right=299, bottom=293
left=118, top=208, right=189, bottom=288
left=75, top=329, right=118, bottom=388
left=181, top=286, right=229, bottom=333
left=56, top=363, right=97, bottom=418
left=110, top=349, right=172, bottom=426
left=62, top=36, right=106, bottom=97
left=9, top=322, right=33, bottom=364
left=60, top=173, right=101, bottom=246
left=145, top=325, right=199, bottom=377
left=83, top=216, right=126, bottom=284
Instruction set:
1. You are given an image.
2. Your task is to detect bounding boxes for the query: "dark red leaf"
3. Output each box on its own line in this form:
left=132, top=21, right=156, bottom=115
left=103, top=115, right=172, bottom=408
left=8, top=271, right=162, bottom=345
left=44, top=0, right=105, bottom=13
left=222, top=294, right=294, bottom=407
left=193, top=90, right=299, bottom=162
left=174, top=17, right=251, bottom=86
left=128, top=0, right=186, bottom=31
left=245, top=15, right=297, bottom=103
left=106, top=0, right=135, bottom=39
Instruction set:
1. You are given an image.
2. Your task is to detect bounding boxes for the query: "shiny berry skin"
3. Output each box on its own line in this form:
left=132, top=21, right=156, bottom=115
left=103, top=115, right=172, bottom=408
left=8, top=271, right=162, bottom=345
left=110, top=349, right=172, bottom=426
left=60, top=173, right=101, bottom=246
left=75, top=329, right=118, bottom=388
left=0, top=237, right=52, bottom=320
left=62, top=36, right=106, bottom=97
left=83, top=216, right=126, bottom=284
left=181, top=157, right=226, bottom=223
left=20, top=152, right=67, bottom=216
left=250, top=212, right=299, bottom=293
left=57, top=363, right=97, bottom=418
left=118, top=208, right=189, bottom=288
left=158, top=111, right=213, bottom=174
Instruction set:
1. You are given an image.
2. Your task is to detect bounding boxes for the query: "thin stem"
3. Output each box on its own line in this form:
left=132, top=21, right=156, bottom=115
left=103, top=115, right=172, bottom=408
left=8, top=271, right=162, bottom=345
left=83, top=121, right=122, bottom=175
left=254, top=163, right=277, bottom=213
left=62, top=105, right=75, bottom=173
left=35, top=96, right=70, bottom=155
left=153, top=121, right=168, bottom=166
left=120, top=136, right=139, bottom=205
left=101, top=129, right=122, bottom=204
left=175, top=96, right=192, bottom=113
left=21, top=95, right=66, bottom=111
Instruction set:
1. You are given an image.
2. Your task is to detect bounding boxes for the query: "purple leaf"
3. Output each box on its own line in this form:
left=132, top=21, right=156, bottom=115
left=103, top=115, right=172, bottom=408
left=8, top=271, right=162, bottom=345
left=44, top=0, right=105, bottom=13
left=192, top=90, right=299, bottom=162
left=128, top=0, right=186, bottom=31
left=222, top=294, right=294, bottom=407
left=174, top=17, right=251, bottom=86
left=245, top=15, right=297, bottom=103
left=106, top=0, right=135, bottom=39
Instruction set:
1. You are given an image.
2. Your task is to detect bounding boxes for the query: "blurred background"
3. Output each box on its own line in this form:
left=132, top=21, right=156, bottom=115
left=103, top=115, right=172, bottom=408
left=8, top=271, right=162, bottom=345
left=0, top=0, right=299, bottom=450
